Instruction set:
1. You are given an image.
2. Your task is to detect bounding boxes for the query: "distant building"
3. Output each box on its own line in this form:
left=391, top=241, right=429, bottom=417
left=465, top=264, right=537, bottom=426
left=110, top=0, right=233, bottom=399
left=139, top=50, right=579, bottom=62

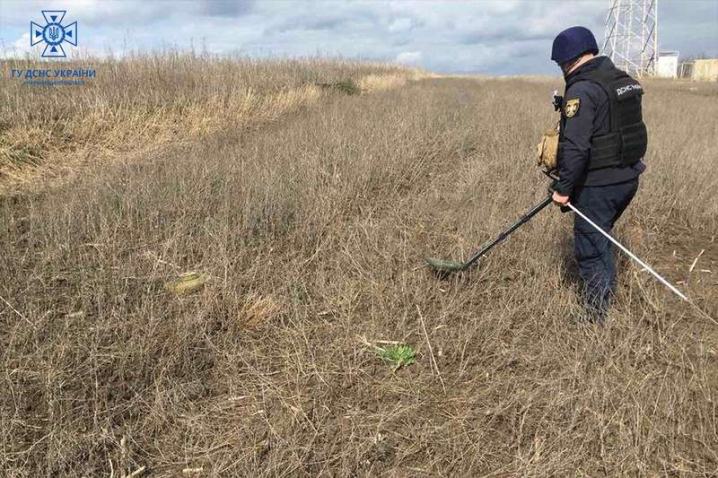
left=679, top=59, right=718, bottom=81
left=692, top=59, right=718, bottom=81
left=657, top=51, right=679, bottom=78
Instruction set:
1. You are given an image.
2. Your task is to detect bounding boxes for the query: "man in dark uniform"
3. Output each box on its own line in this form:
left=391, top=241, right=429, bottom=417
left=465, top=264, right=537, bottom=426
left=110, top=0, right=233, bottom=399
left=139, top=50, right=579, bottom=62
left=550, top=26, right=647, bottom=322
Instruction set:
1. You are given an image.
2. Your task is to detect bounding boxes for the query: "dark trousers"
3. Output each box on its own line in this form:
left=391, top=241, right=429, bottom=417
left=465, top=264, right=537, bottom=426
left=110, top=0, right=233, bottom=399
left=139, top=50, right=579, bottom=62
left=572, top=179, right=639, bottom=315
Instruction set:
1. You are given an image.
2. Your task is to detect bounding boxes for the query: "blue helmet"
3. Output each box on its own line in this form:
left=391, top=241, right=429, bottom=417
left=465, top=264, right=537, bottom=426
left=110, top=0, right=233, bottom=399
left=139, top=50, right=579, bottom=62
left=551, top=26, right=599, bottom=65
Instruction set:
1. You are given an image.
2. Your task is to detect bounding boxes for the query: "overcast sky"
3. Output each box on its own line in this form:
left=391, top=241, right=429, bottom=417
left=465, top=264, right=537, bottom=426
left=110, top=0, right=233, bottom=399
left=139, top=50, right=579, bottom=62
left=1, top=0, right=716, bottom=74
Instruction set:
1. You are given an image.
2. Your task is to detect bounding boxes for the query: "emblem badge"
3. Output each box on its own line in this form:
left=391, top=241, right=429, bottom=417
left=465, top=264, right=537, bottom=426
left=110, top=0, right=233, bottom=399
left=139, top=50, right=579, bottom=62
left=31, top=10, right=77, bottom=58
left=565, top=98, right=580, bottom=118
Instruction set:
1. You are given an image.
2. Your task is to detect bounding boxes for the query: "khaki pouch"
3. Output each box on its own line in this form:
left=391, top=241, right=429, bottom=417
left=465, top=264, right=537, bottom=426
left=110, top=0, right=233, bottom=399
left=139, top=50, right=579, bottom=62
left=536, top=128, right=559, bottom=171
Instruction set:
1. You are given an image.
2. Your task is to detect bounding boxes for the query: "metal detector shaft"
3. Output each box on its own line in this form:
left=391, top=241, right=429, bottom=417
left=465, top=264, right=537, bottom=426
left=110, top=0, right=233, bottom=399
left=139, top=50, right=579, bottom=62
left=461, top=195, right=553, bottom=270
left=567, top=203, right=688, bottom=301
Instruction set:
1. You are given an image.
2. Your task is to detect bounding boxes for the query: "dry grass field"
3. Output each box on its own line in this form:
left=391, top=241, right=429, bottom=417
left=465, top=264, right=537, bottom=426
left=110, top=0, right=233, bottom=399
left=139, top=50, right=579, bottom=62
left=1, top=56, right=718, bottom=477
left=0, top=55, right=416, bottom=193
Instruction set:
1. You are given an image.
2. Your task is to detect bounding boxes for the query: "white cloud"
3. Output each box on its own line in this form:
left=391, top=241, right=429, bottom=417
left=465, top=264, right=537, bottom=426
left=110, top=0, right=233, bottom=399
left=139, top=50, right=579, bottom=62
left=395, top=50, right=422, bottom=65
left=13, top=32, right=31, bottom=51
left=388, top=18, right=414, bottom=33
left=1, top=33, right=34, bottom=58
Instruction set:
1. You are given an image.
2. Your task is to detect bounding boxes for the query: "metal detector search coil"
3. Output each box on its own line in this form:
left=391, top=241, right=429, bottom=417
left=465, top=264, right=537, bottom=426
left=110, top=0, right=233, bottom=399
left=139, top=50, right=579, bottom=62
left=425, top=195, right=553, bottom=274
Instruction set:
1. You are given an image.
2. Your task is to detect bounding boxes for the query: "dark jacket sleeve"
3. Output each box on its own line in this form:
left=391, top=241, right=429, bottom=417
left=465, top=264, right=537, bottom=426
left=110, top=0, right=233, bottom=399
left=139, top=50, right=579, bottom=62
left=555, top=83, right=598, bottom=197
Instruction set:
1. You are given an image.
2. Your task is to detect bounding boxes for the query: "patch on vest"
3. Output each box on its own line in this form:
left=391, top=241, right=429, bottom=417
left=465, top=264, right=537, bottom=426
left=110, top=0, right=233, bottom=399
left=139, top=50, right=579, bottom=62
left=616, top=84, right=642, bottom=96
left=565, top=98, right=580, bottom=118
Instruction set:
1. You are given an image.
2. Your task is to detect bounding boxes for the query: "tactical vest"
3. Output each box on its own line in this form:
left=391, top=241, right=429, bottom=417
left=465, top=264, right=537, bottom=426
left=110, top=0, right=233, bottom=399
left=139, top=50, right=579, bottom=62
left=562, top=63, right=648, bottom=171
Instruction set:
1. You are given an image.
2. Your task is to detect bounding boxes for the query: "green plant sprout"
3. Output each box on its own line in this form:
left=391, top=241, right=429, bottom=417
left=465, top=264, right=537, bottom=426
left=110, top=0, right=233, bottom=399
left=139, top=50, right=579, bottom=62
left=378, top=345, right=417, bottom=371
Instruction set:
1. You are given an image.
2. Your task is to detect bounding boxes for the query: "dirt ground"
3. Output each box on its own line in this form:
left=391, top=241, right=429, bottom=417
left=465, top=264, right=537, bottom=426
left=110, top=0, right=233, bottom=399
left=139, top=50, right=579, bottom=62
left=2, top=72, right=718, bottom=477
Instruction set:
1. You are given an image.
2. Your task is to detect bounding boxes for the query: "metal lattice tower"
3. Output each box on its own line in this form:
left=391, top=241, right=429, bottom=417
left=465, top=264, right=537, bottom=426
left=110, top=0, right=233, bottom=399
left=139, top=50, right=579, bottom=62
left=602, top=0, right=659, bottom=77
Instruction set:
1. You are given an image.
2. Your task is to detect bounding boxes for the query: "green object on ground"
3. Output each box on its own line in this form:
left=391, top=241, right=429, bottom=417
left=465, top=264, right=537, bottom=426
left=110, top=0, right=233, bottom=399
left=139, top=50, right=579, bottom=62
left=425, top=257, right=465, bottom=273
left=379, top=345, right=417, bottom=371
left=165, top=272, right=209, bottom=295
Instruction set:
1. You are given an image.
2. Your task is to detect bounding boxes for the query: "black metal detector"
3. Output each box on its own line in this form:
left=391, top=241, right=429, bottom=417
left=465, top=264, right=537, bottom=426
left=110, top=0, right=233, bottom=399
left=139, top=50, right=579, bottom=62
left=425, top=195, right=553, bottom=273
left=425, top=175, right=558, bottom=274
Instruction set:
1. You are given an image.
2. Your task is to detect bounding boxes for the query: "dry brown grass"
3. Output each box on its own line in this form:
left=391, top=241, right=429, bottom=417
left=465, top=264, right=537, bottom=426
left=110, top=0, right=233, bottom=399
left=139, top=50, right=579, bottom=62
left=0, top=54, right=413, bottom=193
left=1, top=58, right=718, bottom=477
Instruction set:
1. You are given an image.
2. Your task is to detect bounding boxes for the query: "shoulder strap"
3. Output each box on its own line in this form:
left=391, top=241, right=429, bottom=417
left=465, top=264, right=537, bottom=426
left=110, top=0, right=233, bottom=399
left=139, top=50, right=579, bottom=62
left=569, top=66, right=633, bottom=132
